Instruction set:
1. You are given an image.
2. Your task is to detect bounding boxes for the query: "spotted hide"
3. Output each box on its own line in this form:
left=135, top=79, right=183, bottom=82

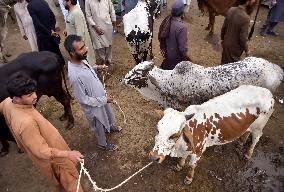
left=123, top=57, right=283, bottom=110
left=123, top=0, right=160, bottom=64
left=149, top=85, right=275, bottom=185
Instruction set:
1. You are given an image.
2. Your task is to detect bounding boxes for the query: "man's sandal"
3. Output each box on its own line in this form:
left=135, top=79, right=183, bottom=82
left=98, top=143, right=118, bottom=151
left=110, top=126, right=123, bottom=133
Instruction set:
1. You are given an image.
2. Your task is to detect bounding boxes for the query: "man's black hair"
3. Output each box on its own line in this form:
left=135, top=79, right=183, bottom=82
left=64, top=34, right=82, bottom=54
left=7, top=72, right=37, bottom=98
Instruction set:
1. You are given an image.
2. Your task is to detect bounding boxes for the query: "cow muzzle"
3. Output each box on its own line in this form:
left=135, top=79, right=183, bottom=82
left=149, top=150, right=165, bottom=164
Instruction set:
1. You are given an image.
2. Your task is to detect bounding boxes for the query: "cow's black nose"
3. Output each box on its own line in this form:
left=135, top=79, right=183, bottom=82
left=149, top=156, right=160, bottom=162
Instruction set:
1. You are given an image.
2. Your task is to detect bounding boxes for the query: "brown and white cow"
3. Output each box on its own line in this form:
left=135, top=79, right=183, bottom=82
left=149, top=85, right=275, bottom=185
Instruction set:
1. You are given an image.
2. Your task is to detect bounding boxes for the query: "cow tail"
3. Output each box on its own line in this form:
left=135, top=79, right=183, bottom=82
left=248, top=0, right=261, bottom=40
left=58, top=58, right=72, bottom=99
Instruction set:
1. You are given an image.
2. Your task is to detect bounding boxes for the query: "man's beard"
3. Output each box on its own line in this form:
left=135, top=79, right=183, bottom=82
left=75, top=52, right=88, bottom=60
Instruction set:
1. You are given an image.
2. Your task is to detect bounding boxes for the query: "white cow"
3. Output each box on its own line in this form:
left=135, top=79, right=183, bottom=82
left=123, top=57, right=283, bottom=109
left=149, top=85, right=275, bottom=185
left=123, top=0, right=160, bottom=64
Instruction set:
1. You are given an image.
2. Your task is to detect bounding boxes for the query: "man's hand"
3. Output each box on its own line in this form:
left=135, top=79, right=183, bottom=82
left=97, top=64, right=108, bottom=71
left=23, top=35, right=28, bottom=40
left=107, top=96, right=113, bottom=103
left=94, top=26, right=104, bottom=35
left=51, top=30, right=60, bottom=37
left=67, top=150, right=84, bottom=164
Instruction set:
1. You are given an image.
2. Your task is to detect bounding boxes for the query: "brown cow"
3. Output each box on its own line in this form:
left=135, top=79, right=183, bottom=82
left=197, top=0, right=258, bottom=35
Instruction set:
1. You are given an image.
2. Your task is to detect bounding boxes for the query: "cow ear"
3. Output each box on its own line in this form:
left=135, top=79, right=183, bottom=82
left=185, top=113, right=195, bottom=120
left=146, top=61, right=155, bottom=70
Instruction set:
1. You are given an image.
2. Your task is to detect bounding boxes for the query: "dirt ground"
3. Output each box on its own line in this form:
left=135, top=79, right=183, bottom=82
left=0, top=1, right=283, bottom=192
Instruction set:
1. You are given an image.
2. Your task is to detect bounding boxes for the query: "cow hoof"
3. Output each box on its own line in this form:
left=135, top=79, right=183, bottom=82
left=0, top=151, right=9, bottom=157
left=244, top=153, right=252, bottom=160
left=184, top=177, right=193, bottom=185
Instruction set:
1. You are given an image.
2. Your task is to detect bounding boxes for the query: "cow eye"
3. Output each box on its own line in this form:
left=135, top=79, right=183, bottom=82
left=169, top=133, right=180, bottom=140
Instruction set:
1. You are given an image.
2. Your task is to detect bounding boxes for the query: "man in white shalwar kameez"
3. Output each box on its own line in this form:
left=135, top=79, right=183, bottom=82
left=14, top=0, right=38, bottom=51
left=64, top=0, right=96, bottom=65
left=85, top=0, right=117, bottom=65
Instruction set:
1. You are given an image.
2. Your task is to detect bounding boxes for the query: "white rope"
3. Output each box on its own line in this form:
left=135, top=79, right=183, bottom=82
left=76, top=160, right=153, bottom=192
left=113, top=100, right=127, bottom=124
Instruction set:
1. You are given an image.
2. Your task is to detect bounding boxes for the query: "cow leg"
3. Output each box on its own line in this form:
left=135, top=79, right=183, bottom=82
left=173, top=157, right=186, bottom=171
left=184, top=155, right=200, bottom=185
left=205, top=8, right=215, bottom=35
left=244, top=113, right=271, bottom=159
left=132, top=54, right=140, bottom=65
left=239, top=131, right=250, bottom=146
left=0, top=140, right=9, bottom=157
left=53, top=92, right=74, bottom=130
left=245, top=131, right=262, bottom=159
left=143, top=51, right=148, bottom=62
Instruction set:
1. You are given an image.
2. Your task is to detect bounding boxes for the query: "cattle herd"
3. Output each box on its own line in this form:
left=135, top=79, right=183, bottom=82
left=0, top=0, right=283, bottom=189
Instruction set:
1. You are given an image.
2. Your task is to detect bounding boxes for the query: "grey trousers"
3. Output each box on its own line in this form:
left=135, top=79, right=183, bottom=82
left=91, top=119, right=108, bottom=146
left=95, top=46, right=112, bottom=65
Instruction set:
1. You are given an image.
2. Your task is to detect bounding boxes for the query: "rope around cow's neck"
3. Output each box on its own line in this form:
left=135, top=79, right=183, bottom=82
left=76, top=159, right=153, bottom=192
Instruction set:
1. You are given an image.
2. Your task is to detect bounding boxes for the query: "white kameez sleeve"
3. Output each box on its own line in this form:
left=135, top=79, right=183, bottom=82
left=109, top=0, right=116, bottom=22
left=85, top=0, right=96, bottom=27
left=70, top=76, right=108, bottom=107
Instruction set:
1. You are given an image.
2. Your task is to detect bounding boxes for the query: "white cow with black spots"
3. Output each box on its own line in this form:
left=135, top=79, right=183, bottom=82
left=149, top=85, right=275, bottom=185
left=123, top=0, right=160, bottom=64
left=123, top=57, right=283, bottom=109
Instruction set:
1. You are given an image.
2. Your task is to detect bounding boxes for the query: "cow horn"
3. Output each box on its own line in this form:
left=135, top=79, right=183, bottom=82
left=185, top=113, right=195, bottom=120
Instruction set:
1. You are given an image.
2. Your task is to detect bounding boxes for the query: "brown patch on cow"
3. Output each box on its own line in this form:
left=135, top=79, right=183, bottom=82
left=185, top=108, right=259, bottom=154
left=186, top=119, right=208, bottom=155
left=214, top=108, right=257, bottom=142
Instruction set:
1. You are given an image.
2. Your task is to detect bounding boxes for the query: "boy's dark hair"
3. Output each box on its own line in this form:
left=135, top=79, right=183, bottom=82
left=64, top=35, right=82, bottom=54
left=7, top=72, right=37, bottom=98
